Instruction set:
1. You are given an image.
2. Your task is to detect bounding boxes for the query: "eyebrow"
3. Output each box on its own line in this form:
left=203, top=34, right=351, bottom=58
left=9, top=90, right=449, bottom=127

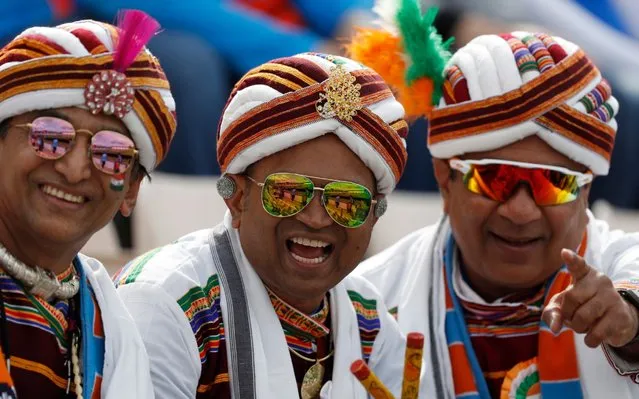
left=34, top=110, right=127, bottom=134
left=36, top=109, right=69, bottom=121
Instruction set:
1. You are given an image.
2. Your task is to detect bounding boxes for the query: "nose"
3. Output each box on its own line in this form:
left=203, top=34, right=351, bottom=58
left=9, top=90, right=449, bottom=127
left=496, top=185, right=542, bottom=225
left=53, top=134, right=92, bottom=184
left=295, top=192, right=334, bottom=230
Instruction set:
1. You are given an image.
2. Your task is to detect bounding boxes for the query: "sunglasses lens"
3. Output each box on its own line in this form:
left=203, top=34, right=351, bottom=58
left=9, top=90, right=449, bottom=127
left=322, top=182, right=372, bottom=228
left=262, top=173, right=314, bottom=217
left=532, top=169, right=580, bottom=205
left=29, top=117, right=75, bottom=160
left=91, top=132, right=137, bottom=175
left=465, top=164, right=581, bottom=206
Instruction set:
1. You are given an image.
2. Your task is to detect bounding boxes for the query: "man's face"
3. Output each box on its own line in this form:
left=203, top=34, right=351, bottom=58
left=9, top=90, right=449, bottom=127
left=0, top=107, right=142, bottom=248
left=435, top=135, right=590, bottom=299
left=230, top=134, right=379, bottom=311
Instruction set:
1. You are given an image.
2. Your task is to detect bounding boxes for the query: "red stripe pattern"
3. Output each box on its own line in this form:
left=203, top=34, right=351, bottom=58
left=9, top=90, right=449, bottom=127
left=217, top=55, right=408, bottom=185
left=430, top=34, right=617, bottom=166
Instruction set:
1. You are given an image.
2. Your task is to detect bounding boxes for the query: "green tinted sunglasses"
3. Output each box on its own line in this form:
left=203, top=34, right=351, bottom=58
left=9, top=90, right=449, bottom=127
left=246, top=172, right=385, bottom=228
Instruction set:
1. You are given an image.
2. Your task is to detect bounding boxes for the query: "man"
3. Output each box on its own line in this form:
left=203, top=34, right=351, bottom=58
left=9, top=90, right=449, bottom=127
left=349, top=1, right=639, bottom=397
left=113, top=52, right=413, bottom=398
left=0, top=11, right=176, bottom=398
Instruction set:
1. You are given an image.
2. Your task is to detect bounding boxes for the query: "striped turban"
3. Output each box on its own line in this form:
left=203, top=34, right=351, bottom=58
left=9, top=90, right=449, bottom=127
left=216, top=53, right=408, bottom=194
left=429, top=32, right=618, bottom=175
left=0, top=18, right=176, bottom=171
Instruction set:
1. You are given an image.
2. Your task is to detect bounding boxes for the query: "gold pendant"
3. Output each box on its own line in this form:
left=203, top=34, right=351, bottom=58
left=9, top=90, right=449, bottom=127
left=301, top=361, right=324, bottom=399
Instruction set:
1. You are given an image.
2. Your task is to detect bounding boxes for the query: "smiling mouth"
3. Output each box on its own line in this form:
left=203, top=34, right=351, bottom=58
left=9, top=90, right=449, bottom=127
left=40, top=184, right=87, bottom=204
left=286, top=237, right=334, bottom=265
left=490, top=232, right=542, bottom=247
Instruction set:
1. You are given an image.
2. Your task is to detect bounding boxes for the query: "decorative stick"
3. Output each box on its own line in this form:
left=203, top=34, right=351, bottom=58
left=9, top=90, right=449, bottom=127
left=401, top=332, right=424, bottom=399
left=351, top=359, right=396, bottom=399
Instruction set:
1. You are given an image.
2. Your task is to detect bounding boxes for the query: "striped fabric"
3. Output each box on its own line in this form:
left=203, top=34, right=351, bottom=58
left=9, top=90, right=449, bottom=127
left=431, top=49, right=614, bottom=163
left=0, top=261, right=105, bottom=398
left=0, top=19, right=177, bottom=171
left=268, top=289, right=329, bottom=354
left=459, top=280, right=543, bottom=397
left=430, top=32, right=618, bottom=176
left=115, top=249, right=382, bottom=398
left=443, top=234, right=585, bottom=399
left=267, top=289, right=334, bottom=393
left=348, top=290, right=381, bottom=362
left=178, top=275, right=225, bottom=364
left=217, top=53, right=408, bottom=195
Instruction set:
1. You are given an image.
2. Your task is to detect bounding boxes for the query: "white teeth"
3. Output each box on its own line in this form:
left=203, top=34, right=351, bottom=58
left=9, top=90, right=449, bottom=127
left=41, top=185, right=85, bottom=204
left=290, top=252, right=329, bottom=264
left=290, top=237, right=330, bottom=248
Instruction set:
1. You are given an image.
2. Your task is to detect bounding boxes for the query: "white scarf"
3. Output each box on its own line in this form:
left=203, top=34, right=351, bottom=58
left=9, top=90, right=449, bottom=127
left=79, top=254, right=154, bottom=399
left=391, top=213, right=639, bottom=398
left=220, top=213, right=370, bottom=398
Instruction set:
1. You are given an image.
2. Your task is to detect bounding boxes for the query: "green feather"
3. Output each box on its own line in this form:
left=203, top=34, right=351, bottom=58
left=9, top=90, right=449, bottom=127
left=396, top=0, right=454, bottom=105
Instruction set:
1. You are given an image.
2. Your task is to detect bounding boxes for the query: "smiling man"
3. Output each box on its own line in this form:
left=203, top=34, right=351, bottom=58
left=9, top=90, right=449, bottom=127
left=114, top=52, right=413, bottom=398
left=0, top=12, right=176, bottom=399
left=348, top=1, right=639, bottom=397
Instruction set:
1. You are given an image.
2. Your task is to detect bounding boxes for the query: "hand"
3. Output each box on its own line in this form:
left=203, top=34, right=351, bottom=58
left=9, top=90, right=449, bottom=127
left=542, top=249, right=639, bottom=348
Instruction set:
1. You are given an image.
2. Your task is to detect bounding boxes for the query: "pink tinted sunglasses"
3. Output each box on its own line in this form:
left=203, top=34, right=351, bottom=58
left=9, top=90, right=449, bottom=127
left=14, top=116, right=138, bottom=175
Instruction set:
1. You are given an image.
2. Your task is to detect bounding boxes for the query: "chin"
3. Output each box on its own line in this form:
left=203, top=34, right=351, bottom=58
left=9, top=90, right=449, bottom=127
left=30, top=221, right=89, bottom=244
left=493, top=269, right=548, bottom=289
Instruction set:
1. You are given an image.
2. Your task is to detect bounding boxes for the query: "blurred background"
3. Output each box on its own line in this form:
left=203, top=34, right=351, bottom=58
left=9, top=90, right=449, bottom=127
left=2, top=0, right=639, bottom=273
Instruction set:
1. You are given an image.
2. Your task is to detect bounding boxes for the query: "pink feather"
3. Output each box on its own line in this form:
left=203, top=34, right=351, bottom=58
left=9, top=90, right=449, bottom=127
left=112, top=9, right=160, bottom=72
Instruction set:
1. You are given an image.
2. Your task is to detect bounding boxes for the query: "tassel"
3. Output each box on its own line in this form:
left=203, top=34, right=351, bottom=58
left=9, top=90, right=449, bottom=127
left=112, top=9, right=160, bottom=73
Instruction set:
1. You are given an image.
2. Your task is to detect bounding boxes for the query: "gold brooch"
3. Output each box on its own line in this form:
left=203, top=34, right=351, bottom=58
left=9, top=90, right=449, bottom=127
left=316, top=63, right=362, bottom=122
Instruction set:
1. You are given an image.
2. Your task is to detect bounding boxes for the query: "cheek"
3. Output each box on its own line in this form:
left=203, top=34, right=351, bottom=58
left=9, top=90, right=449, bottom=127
left=341, top=227, right=373, bottom=262
left=449, top=193, right=495, bottom=252
left=451, top=192, right=493, bottom=230
left=546, top=205, right=588, bottom=248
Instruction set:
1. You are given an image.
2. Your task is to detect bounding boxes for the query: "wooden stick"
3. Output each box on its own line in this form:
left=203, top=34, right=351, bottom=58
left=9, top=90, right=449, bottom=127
left=401, top=332, right=424, bottom=399
left=351, top=359, right=396, bottom=399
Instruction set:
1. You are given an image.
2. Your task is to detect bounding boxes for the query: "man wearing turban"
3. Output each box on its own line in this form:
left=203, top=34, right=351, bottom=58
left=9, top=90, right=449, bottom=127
left=0, top=10, right=177, bottom=398
left=114, top=52, right=418, bottom=398
left=351, top=0, right=639, bottom=397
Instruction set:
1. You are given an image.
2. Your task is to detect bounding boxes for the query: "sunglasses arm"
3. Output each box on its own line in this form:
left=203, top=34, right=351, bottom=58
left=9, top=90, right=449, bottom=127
left=448, top=159, right=471, bottom=174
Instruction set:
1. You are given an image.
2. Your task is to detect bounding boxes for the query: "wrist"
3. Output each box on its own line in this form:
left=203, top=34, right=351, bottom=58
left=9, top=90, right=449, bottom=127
left=619, top=289, right=639, bottom=346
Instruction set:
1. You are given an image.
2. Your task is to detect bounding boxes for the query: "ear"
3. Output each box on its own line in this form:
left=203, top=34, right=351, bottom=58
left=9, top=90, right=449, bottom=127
left=223, top=175, right=248, bottom=229
left=432, top=158, right=452, bottom=214
left=119, top=176, right=143, bottom=217
left=370, top=195, right=387, bottom=225
left=579, top=182, right=592, bottom=208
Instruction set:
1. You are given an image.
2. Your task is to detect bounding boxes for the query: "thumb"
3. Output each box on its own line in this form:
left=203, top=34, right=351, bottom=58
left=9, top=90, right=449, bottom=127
left=542, top=292, right=565, bottom=333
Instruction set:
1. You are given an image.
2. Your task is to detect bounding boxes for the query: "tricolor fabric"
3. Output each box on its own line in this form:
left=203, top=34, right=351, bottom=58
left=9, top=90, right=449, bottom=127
left=355, top=212, right=639, bottom=398
left=216, top=52, right=408, bottom=194
left=0, top=19, right=177, bottom=171
left=429, top=32, right=619, bottom=176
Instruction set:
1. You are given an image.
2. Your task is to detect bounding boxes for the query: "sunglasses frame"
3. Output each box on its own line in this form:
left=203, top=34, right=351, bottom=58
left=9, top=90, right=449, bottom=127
left=449, top=158, right=593, bottom=187
left=14, top=117, right=139, bottom=175
left=246, top=172, right=379, bottom=228
left=449, top=158, right=594, bottom=205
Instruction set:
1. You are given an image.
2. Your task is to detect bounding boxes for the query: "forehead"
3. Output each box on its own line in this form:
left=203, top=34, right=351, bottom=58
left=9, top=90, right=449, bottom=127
left=251, top=133, right=376, bottom=188
left=463, top=135, right=587, bottom=171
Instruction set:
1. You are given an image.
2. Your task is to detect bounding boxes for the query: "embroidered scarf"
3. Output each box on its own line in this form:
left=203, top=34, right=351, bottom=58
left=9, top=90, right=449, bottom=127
left=267, top=288, right=330, bottom=355
left=444, top=234, right=587, bottom=399
left=0, top=257, right=104, bottom=398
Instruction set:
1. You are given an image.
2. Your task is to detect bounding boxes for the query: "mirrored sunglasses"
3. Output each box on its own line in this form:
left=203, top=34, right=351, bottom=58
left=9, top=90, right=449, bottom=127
left=449, top=158, right=593, bottom=206
left=15, top=116, right=139, bottom=175
left=246, top=172, right=378, bottom=228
